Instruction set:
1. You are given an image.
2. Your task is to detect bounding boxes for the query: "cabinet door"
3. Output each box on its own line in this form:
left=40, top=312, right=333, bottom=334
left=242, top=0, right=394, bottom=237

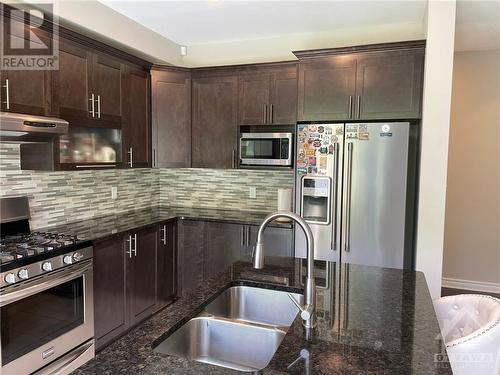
left=270, top=71, right=297, bottom=125
left=151, top=69, right=191, bottom=168
left=355, top=51, right=424, bottom=120
left=52, top=39, right=93, bottom=122
left=248, top=226, right=293, bottom=258
left=192, top=76, right=238, bottom=168
left=204, top=222, right=244, bottom=280
left=128, top=227, right=157, bottom=326
left=297, top=56, right=356, bottom=121
left=177, top=220, right=205, bottom=297
left=94, top=237, right=128, bottom=350
left=93, top=54, right=122, bottom=126
left=122, top=68, right=151, bottom=168
left=238, top=74, right=270, bottom=125
left=0, top=17, right=50, bottom=115
left=157, top=221, right=176, bottom=310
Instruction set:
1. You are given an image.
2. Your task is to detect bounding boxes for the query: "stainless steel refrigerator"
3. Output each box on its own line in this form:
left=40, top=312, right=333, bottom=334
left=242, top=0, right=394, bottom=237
left=294, top=122, right=416, bottom=269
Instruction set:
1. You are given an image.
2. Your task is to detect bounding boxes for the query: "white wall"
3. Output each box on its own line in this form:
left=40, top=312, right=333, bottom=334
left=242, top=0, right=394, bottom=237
left=181, top=22, right=424, bottom=67
left=415, top=0, right=457, bottom=300
left=442, top=50, right=500, bottom=293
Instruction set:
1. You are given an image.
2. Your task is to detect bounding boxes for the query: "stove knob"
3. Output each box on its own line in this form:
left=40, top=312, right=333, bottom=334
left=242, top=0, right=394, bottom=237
left=72, top=252, right=84, bottom=262
left=42, top=262, right=52, bottom=272
left=4, top=273, right=16, bottom=284
left=63, top=255, right=73, bottom=265
left=18, top=269, right=29, bottom=280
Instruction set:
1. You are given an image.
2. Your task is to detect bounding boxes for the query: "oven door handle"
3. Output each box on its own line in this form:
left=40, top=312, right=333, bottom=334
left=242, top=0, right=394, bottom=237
left=0, top=260, right=92, bottom=307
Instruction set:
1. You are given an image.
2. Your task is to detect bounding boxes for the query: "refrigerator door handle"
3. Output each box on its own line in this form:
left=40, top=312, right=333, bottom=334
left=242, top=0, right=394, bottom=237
left=331, top=143, right=339, bottom=251
left=344, top=142, right=354, bottom=252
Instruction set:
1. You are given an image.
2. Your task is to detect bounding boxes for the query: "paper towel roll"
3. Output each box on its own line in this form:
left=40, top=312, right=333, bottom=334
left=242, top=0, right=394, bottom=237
left=276, top=188, right=292, bottom=222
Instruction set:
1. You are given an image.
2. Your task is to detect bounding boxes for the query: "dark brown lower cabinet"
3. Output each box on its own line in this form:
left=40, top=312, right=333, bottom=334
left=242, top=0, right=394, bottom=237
left=127, top=227, right=158, bottom=327
left=177, top=220, right=205, bottom=297
left=156, top=221, right=177, bottom=311
left=204, top=222, right=245, bottom=280
left=247, top=225, right=293, bottom=258
left=94, top=225, right=175, bottom=350
left=93, top=237, right=128, bottom=350
left=177, top=220, right=247, bottom=297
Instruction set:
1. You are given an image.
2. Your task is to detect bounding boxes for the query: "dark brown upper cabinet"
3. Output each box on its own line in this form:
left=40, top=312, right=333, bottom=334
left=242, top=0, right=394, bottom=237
left=191, top=74, right=238, bottom=169
left=0, top=17, right=51, bottom=116
left=296, top=41, right=425, bottom=121
left=53, top=39, right=122, bottom=127
left=151, top=68, right=191, bottom=168
left=93, top=54, right=123, bottom=126
left=238, top=65, right=297, bottom=125
left=354, top=50, right=424, bottom=120
left=238, top=74, right=270, bottom=125
left=297, top=56, right=357, bottom=121
left=122, top=67, right=151, bottom=168
left=270, top=71, right=298, bottom=125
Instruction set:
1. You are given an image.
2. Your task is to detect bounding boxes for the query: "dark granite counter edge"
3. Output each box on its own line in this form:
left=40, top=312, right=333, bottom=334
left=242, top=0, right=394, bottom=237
left=40, top=207, right=293, bottom=245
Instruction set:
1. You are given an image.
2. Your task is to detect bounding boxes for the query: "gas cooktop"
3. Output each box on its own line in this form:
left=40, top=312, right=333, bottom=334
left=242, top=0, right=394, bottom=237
left=0, top=231, right=89, bottom=270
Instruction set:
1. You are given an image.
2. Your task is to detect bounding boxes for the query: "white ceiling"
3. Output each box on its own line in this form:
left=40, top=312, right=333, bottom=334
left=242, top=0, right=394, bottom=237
left=100, top=0, right=428, bottom=46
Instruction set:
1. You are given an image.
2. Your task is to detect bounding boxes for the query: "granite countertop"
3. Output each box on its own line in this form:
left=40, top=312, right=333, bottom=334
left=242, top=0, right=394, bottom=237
left=39, top=206, right=291, bottom=243
left=73, top=257, right=452, bottom=375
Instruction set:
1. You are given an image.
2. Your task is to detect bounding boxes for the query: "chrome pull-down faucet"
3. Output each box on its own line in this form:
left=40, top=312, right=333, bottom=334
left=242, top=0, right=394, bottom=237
left=253, top=211, right=316, bottom=329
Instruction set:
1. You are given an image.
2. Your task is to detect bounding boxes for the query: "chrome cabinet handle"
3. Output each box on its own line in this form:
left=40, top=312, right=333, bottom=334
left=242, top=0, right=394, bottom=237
left=356, top=95, right=361, bottom=119
left=89, top=93, right=95, bottom=117
left=231, top=149, right=236, bottom=169
left=125, top=234, right=133, bottom=258
left=240, top=226, right=245, bottom=247
left=270, top=103, right=274, bottom=124
left=97, top=95, right=101, bottom=118
left=246, top=225, right=251, bottom=247
left=161, top=225, right=167, bottom=245
left=153, top=148, right=156, bottom=168
left=263, top=104, right=267, bottom=124
left=133, top=233, right=137, bottom=256
left=348, top=96, right=353, bottom=119
left=2, top=79, right=10, bottom=110
left=128, top=147, right=133, bottom=168
left=344, top=143, right=353, bottom=252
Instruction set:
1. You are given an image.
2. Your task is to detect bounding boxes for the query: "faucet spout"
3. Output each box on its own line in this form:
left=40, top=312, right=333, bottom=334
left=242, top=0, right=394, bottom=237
left=253, top=211, right=316, bottom=329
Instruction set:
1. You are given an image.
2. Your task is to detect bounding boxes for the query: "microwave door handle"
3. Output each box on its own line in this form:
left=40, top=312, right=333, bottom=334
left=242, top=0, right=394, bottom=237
left=0, top=261, right=92, bottom=307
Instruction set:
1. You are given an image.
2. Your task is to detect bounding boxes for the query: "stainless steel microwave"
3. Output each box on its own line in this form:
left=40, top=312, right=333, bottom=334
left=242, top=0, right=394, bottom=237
left=239, top=132, right=293, bottom=167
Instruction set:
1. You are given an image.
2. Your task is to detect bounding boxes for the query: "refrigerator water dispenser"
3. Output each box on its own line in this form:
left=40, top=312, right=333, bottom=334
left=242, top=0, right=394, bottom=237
left=301, top=176, right=331, bottom=225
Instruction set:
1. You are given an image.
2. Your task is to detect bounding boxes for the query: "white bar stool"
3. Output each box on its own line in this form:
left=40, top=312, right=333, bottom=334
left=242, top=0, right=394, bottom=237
left=434, top=294, right=500, bottom=375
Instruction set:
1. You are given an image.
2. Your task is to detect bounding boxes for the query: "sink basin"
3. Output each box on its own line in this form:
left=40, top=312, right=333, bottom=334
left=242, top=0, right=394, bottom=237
left=204, top=286, right=303, bottom=327
left=154, top=286, right=302, bottom=372
left=154, top=317, right=286, bottom=372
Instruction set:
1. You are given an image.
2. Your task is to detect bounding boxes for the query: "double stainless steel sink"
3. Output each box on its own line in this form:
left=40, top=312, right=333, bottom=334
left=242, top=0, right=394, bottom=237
left=154, top=286, right=302, bottom=372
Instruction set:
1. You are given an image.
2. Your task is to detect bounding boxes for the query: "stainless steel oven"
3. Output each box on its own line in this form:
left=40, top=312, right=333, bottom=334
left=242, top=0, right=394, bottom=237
left=0, top=253, right=94, bottom=375
left=239, top=132, right=293, bottom=167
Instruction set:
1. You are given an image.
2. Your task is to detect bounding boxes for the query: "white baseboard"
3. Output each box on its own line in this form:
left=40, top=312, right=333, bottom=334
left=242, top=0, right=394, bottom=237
left=442, top=277, right=500, bottom=294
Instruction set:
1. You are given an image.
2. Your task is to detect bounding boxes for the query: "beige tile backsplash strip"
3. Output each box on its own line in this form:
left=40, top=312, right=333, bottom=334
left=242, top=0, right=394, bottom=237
left=0, top=144, right=294, bottom=229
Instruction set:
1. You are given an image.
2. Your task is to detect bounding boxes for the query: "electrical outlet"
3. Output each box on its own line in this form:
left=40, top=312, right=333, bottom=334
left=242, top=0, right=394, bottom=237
left=111, top=186, right=118, bottom=200
left=249, top=187, right=257, bottom=199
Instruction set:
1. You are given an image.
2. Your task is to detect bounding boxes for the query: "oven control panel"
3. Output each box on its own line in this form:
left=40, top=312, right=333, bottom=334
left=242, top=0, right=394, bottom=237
left=0, top=246, right=93, bottom=288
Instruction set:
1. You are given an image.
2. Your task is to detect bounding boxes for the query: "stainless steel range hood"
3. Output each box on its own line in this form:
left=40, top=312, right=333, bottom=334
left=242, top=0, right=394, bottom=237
left=0, top=112, right=68, bottom=142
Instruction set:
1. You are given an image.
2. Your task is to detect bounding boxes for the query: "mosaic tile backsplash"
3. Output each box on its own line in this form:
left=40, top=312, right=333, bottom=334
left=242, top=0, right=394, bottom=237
left=0, top=144, right=294, bottom=229
left=159, top=168, right=294, bottom=212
